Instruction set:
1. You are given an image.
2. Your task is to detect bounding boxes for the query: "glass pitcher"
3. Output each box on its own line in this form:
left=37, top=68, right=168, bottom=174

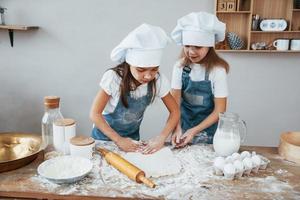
left=213, top=112, right=247, bottom=156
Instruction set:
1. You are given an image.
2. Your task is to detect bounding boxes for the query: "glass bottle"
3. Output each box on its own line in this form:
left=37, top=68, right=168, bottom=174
left=0, top=7, right=6, bottom=25
left=41, top=96, right=63, bottom=153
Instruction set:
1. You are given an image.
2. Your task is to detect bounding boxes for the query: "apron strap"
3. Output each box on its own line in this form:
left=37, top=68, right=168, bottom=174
left=183, top=65, right=191, bottom=74
left=184, top=65, right=209, bottom=81
left=204, top=69, right=209, bottom=81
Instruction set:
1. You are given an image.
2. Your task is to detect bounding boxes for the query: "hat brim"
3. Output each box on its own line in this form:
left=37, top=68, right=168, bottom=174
left=182, top=30, right=215, bottom=47
left=125, top=48, right=163, bottom=67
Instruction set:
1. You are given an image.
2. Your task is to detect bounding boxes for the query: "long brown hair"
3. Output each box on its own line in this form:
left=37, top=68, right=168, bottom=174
left=111, top=62, right=157, bottom=108
left=180, top=47, right=229, bottom=73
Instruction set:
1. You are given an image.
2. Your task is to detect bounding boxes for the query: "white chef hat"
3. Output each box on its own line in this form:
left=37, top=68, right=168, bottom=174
left=171, top=12, right=226, bottom=47
left=110, top=23, right=170, bottom=68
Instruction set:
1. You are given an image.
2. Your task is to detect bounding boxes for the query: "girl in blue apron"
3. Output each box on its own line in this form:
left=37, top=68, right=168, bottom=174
left=90, top=24, right=179, bottom=154
left=170, top=12, right=229, bottom=147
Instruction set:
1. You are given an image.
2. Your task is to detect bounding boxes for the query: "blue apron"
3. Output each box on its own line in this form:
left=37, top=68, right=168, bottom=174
left=92, top=84, right=153, bottom=141
left=181, top=65, right=218, bottom=144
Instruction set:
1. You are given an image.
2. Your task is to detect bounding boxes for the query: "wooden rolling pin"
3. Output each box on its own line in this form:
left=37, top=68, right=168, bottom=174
left=97, top=147, right=156, bottom=188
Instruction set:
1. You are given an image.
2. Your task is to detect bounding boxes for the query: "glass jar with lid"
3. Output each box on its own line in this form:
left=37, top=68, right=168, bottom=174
left=41, top=96, right=63, bottom=154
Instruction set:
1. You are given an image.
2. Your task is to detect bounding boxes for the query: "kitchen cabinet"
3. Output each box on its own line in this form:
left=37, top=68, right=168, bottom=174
left=215, top=0, right=300, bottom=52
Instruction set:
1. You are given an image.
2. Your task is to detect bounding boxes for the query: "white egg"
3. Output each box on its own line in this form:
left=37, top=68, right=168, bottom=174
left=259, top=156, right=270, bottom=170
left=223, top=163, right=236, bottom=180
left=231, top=152, right=241, bottom=161
left=241, top=151, right=251, bottom=159
left=225, top=155, right=233, bottom=163
left=213, top=157, right=225, bottom=170
left=234, top=160, right=244, bottom=179
left=224, top=163, right=236, bottom=175
left=251, top=155, right=261, bottom=167
left=243, top=157, right=253, bottom=170
left=233, top=160, right=244, bottom=172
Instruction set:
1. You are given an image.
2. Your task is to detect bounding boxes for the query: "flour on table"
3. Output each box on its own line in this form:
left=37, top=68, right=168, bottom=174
left=30, top=141, right=299, bottom=200
left=123, top=147, right=182, bottom=178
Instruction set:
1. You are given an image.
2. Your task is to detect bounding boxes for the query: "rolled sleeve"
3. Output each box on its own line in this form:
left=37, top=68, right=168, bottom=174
left=99, top=70, right=120, bottom=96
left=156, top=73, right=171, bottom=98
left=171, top=62, right=183, bottom=89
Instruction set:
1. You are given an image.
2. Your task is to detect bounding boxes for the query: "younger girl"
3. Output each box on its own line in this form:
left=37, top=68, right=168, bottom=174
left=90, top=24, right=179, bottom=154
left=170, top=12, right=229, bottom=147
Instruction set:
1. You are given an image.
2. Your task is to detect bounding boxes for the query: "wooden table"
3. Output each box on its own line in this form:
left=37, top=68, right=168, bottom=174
left=0, top=145, right=299, bottom=200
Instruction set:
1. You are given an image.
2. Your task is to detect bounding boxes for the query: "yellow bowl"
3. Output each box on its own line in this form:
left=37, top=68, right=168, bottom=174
left=278, top=132, right=300, bottom=164
left=0, top=132, right=42, bottom=172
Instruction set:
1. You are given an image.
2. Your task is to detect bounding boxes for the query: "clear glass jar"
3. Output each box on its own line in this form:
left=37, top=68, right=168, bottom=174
left=41, top=96, right=63, bottom=153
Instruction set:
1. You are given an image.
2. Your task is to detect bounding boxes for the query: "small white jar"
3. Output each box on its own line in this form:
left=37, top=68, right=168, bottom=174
left=70, top=136, right=95, bottom=159
left=53, top=118, right=76, bottom=154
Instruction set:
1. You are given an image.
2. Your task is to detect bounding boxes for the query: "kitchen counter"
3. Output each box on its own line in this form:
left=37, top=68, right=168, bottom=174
left=0, top=143, right=300, bottom=200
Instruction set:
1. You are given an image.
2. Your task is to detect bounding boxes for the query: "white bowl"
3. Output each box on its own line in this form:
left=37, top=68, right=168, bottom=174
left=37, top=155, right=93, bottom=184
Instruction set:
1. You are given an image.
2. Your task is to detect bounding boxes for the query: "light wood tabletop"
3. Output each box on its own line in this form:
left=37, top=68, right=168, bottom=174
left=0, top=145, right=299, bottom=200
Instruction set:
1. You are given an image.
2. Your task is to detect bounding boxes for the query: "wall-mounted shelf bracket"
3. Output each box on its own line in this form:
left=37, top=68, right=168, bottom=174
left=0, top=25, right=39, bottom=47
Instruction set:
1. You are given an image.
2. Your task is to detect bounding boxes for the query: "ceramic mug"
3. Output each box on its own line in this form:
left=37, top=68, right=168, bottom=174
left=273, top=39, right=289, bottom=50
left=290, top=39, right=300, bottom=50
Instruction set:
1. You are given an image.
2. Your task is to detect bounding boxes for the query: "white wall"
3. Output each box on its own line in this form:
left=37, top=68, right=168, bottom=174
left=1, top=0, right=299, bottom=146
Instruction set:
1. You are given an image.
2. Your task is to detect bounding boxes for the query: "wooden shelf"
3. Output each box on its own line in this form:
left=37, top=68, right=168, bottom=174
left=0, top=25, right=39, bottom=31
left=217, top=49, right=300, bottom=53
left=251, top=31, right=300, bottom=33
left=216, top=50, right=253, bottom=52
left=0, top=25, right=39, bottom=47
left=215, top=0, right=300, bottom=53
left=216, top=11, right=251, bottom=14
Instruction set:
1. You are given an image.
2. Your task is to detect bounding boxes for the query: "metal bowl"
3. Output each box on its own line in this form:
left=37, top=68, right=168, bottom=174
left=0, top=132, right=42, bottom=172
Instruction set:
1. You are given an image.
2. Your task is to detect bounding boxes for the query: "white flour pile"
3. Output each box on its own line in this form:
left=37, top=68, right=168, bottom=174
left=31, top=142, right=300, bottom=200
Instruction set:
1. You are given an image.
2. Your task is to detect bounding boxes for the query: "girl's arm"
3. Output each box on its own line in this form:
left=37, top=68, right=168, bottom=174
left=90, top=89, right=140, bottom=152
left=193, top=97, right=226, bottom=132
left=159, top=92, right=180, bottom=139
left=171, top=89, right=183, bottom=144
left=178, top=97, right=227, bottom=147
left=142, top=92, right=180, bottom=154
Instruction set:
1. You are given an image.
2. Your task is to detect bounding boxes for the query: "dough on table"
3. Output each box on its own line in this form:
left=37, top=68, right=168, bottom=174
left=123, top=147, right=182, bottom=178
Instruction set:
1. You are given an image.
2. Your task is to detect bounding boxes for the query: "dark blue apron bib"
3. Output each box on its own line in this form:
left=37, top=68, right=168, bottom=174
left=181, top=65, right=217, bottom=144
left=92, top=84, right=152, bottom=141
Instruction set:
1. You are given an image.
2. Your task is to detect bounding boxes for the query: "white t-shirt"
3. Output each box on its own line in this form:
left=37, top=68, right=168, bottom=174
left=100, top=70, right=170, bottom=114
left=171, top=61, right=228, bottom=98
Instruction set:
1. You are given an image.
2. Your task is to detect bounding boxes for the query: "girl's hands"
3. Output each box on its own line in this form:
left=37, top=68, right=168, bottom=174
left=176, top=128, right=197, bottom=148
left=115, top=137, right=140, bottom=152
left=140, top=136, right=165, bottom=154
left=171, top=128, right=183, bottom=146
